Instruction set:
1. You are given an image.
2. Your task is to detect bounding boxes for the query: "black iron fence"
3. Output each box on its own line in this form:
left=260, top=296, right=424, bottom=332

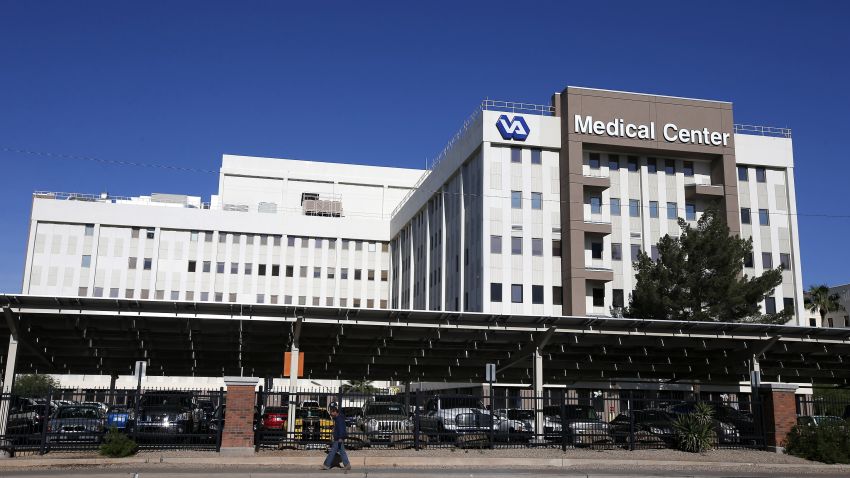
left=0, top=388, right=225, bottom=457
left=796, top=392, right=850, bottom=427
left=254, top=387, right=765, bottom=452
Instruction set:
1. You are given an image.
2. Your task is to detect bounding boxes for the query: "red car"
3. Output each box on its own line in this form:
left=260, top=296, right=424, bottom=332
left=261, top=406, right=289, bottom=430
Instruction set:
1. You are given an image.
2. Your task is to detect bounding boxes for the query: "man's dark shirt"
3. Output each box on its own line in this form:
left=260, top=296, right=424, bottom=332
left=332, top=413, right=347, bottom=441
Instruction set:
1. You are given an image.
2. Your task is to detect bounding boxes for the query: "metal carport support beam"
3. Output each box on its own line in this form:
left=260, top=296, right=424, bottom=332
left=751, top=335, right=782, bottom=392
left=287, top=316, right=303, bottom=435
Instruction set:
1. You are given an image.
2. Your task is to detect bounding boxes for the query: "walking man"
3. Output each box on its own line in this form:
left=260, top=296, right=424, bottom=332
left=321, top=402, right=351, bottom=470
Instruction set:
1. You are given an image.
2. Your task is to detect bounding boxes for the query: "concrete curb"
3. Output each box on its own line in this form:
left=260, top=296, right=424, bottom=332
left=1, top=455, right=849, bottom=471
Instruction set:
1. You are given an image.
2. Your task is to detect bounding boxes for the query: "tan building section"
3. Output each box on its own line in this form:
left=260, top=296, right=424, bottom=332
left=553, top=87, right=741, bottom=316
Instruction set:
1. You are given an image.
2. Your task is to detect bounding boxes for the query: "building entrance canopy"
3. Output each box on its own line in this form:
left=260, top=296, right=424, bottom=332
left=2, top=295, right=850, bottom=386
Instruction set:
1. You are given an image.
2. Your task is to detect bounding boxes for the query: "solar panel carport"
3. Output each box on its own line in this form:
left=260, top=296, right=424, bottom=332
left=2, top=294, right=850, bottom=388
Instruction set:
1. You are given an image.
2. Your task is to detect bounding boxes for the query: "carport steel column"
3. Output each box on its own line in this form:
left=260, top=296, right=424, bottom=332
left=0, top=335, right=19, bottom=435
left=533, top=348, right=543, bottom=442
left=220, top=376, right=260, bottom=456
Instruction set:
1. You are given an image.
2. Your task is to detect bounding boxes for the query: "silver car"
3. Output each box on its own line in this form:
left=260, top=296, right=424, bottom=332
left=47, top=405, right=107, bottom=443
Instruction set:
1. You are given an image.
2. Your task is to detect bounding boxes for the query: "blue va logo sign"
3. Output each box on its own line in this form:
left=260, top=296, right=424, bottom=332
left=496, top=115, right=530, bottom=141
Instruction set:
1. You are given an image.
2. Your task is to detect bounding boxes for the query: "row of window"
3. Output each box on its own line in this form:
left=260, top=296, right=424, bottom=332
left=592, top=198, right=697, bottom=221
left=510, top=191, right=543, bottom=209
left=509, top=147, right=543, bottom=165
left=744, top=252, right=792, bottom=270
left=738, top=166, right=768, bottom=183
left=587, top=243, right=791, bottom=269
left=123, top=227, right=389, bottom=252
left=588, top=153, right=695, bottom=177
left=77, top=286, right=388, bottom=307
left=741, top=207, right=770, bottom=226
left=490, top=283, right=561, bottom=305
left=489, top=236, right=560, bottom=256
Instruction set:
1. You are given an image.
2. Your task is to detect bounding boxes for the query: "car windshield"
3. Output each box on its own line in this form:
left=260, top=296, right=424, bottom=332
left=636, top=410, right=672, bottom=422
left=366, top=404, right=406, bottom=416
left=56, top=407, right=101, bottom=419
left=141, top=393, right=192, bottom=408
left=341, top=407, right=361, bottom=416
left=264, top=407, right=287, bottom=414
left=298, top=408, right=330, bottom=419
left=440, top=397, right=483, bottom=409
left=506, top=410, right=535, bottom=420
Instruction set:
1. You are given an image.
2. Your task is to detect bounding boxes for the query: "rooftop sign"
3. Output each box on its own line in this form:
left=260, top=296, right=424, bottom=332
left=574, top=115, right=730, bottom=147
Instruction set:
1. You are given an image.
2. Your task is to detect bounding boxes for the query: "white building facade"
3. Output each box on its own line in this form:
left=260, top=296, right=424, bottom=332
left=20, top=87, right=807, bottom=325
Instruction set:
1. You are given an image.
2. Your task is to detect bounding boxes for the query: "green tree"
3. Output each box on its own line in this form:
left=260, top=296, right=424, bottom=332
left=625, top=208, right=787, bottom=323
left=804, top=284, right=845, bottom=326
left=341, top=379, right=376, bottom=394
left=12, top=374, right=60, bottom=397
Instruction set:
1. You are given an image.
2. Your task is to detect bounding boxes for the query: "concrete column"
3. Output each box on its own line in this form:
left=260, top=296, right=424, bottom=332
left=287, top=346, right=299, bottom=435
left=0, top=336, right=19, bottom=436
left=220, top=376, right=259, bottom=456
left=533, top=348, right=544, bottom=443
left=759, top=383, right=798, bottom=453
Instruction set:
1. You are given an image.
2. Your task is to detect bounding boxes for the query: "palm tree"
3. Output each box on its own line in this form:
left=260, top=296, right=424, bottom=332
left=804, top=284, right=845, bottom=326
left=341, top=379, right=376, bottom=394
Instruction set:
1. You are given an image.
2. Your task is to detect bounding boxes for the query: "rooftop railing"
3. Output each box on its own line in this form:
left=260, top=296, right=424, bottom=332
left=481, top=99, right=556, bottom=116
left=733, top=124, right=792, bottom=138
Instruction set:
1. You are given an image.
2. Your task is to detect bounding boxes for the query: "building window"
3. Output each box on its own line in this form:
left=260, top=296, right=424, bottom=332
left=511, top=148, right=521, bottom=163
left=627, top=156, right=639, bottom=172
left=245, top=263, right=254, bottom=275
left=84, top=224, right=94, bottom=236
left=532, top=238, right=543, bottom=256
left=762, top=252, right=773, bottom=269
left=368, top=269, right=375, bottom=280
left=341, top=268, right=349, bottom=279
left=258, top=264, right=267, bottom=276
left=649, top=201, right=659, bottom=218
left=511, top=236, right=522, bottom=255
left=592, top=288, right=604, bottom=307
left=491, top=283, right=502, bottom=302
left=553, top=286, right=563, bottom=306
left=588, top=153, right=600, bottom=169
left=552, top=240, right=562, bottom=257
left=231, top=262, right=239, bottom=274
left=287, top=236, right=296, bottom=247
left=215, top=292, right=223, bottom=302
left=783, top=297, right=794, bottom=313
left=368, top=242, right=377, bottom=252
left=188, top=260, right=196, bottom=273
left=631, top=244, right=641, bottom=263
left=531, top=192, right=542, bottom=210
left=759, top=209, right=770, bottom=226
left=216, top=262, right=225, bottom=274
left=651, top=245, right=659, bottom=261
left=109, top=288, right=119, bottom=298
left=741, top=207, right=751, bottom=224
left=381, top=269, right=388, bottom=281
left=354, top=269, right=362, bottom=280
left=131, top=228, right=140, bottom=239
left=285, top=265, right=293, bottom=277
left=611, top=243, right=622, bottom=261
left=809, top=318, right=816, bottom=327
left=272, top=265, right=280, bottom=276
left=779, top=253, right=791, bottom=270
left=612, top=289, right=624, bottom=308
left=168, top=290, right=178, bottom=300
left=685, top=203, right=696, bottom=221
left=295, top=266, right=304, bottom=278
left=143, top=258, right=152, bottom=270
left=303, top=239, right=310, bottom=249
left=81, top=255, right=91, bottom=268
left=511, top=191, right=522, bottom=209
left=327, top=267, right=335, bottom=279
left=765, top=296, right=776, bottom=315
left=585, top=195, right=599, bottom=215
left=185, top=291, right=194, bottom=301
left=531, top=285, right=544, bottom=304
left=610, top=198, right=621, bottom=216
left=198, top=291, right=207, bottom=301
left=202, top=261, right=211, bottom=273
left=608, top=154, right=619, bottom=170
left=828, top=317, right=834, bottom=328
left=490, top=235, right=502, bottom=254
left=511, top=284, right=523, bottom=303
left=313, top=267, right=321, bottom=279
left=219, top=233, right=227, bottom=244
left=683, top=161, right=694, bottom=177
left=314, top=238, right=323, bottom=248
left=591, top=242, right=603, bottom=260
left=738, top=166, right=748, bottom=181
left=629, top=199, right=640, bottom=217
left=744, top=252, right=754, bottom=268
left=146, top=228, right=155, bottom=240
left=94, top=287, right=104, bottom=297
left=531, top=149, right=542, bottom=164
left=664, top=159, right=676, bottom=175
left=647, top=158, right=657, bottom=173
left=756, top=167, right=767, bottom=183
left=128, top=257, right=137, bottom=269
left=246, top=235, right=254, bottom=245
left=667, top=202, right=677, bottom=220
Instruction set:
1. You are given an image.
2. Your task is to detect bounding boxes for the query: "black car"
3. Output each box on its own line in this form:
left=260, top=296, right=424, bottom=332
left=542, top=405, right=612, bottom=445
left=135, top=391, right=200, bottom=438
left=6, top=397, right=54, bottom=439
left=666, top=403, right=740, bottom=444
left=341, top=406, right=363, bottom=428
left=609, top=409, right=677, bottom=445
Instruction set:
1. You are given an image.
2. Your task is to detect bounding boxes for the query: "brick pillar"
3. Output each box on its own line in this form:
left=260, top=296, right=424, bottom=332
left=220, top=377, right=259, bottom=456
left=759, top=383, right=798, bottom=453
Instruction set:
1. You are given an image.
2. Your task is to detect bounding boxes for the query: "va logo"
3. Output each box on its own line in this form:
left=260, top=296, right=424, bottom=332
left=496, top=115, right=530, bottom=141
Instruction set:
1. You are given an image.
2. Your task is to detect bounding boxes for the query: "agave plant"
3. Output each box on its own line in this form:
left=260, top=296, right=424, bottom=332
left=673, top=402, right=716, bottom=453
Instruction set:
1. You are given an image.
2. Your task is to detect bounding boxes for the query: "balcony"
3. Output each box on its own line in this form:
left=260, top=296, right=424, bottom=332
left=582, top=169, right=610, bottom=190
left=685, top=183, right=724, bottom=199
left=584, top=266, right=613, bottom=282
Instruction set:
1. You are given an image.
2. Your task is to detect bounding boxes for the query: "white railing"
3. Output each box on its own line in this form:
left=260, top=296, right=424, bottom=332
left=733, top=124, right=791, bottom=138
left=481, top=99, right=555, bottom=116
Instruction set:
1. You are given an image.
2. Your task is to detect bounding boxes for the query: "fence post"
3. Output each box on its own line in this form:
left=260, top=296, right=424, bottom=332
left=215, top=387, right=224, bottom=453
left=38, top=387, right=52, bottom=455
left=254, top=386, right=263, bottom=453
left=220, top=377, right=260, bottom=456
left=132, top=380, right=142, bottom=444
left=413, top=390, right=421, bottom=451
left=560, top=395, right=567, bottom=452
left=628, top=391, right=635, bottom=451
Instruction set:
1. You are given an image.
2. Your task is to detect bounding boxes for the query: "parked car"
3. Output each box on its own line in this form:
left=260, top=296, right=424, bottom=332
left=797, top=415, right=846, bottom=427
left=494, top=409, right=545, bottom=442
left=540, top=405, right=612, bottom=446
left=341, top=406, right=363, bottom=427
left=666, top=403, right=740, bottom=444
left=260, top=406, right=289, bottom=430
left=418, top=395, right=526, bottom=443
left=360, top=401, right=412, bottom=443
left=136, top=391, right=201, bottom=437
left=197, top=400, right=217, bottom=431
left=106, top=405, right=135, bottom=431
left=47, top=405, right=107, bottom=444
left=286, top=407, right=333, bottom=443
left=609, top=409, right=677, bottom=445
left=6, top=397, right=54, bottom=437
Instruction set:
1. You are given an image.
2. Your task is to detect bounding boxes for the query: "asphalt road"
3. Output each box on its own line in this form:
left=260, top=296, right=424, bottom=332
left=3, top=468, right=850, bottom=478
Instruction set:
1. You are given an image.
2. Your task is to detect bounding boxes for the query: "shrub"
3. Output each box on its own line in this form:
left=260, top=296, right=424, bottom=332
left=99, top=428, right=138, bottom=458
left=785, top=423, right=850, bottom=464
left=673, top=402, right=716, bottom=453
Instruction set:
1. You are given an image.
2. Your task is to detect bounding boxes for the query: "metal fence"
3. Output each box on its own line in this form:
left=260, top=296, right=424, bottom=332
left=796, top=392, right=850, bottom=427
left=254, top=387, right=765, bottom=452
left=0, top=388, right=225, bottom=456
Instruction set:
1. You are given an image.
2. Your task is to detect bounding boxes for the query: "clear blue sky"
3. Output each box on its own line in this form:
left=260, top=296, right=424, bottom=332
left=1, top=1, right=848, bottom=293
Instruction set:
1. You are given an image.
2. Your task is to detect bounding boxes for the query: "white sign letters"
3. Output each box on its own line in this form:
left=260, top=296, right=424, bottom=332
left=574, top=115, right=730, bottom=147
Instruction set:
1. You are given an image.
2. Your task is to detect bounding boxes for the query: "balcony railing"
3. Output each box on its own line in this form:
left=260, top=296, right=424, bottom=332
left=733, top=124, right=791, bottom=138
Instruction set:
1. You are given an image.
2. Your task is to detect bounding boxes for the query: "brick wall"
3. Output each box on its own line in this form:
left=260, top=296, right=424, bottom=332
left=760, top=384, right=798, bottom=451
left=221, top=383, right=256, bottom=448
